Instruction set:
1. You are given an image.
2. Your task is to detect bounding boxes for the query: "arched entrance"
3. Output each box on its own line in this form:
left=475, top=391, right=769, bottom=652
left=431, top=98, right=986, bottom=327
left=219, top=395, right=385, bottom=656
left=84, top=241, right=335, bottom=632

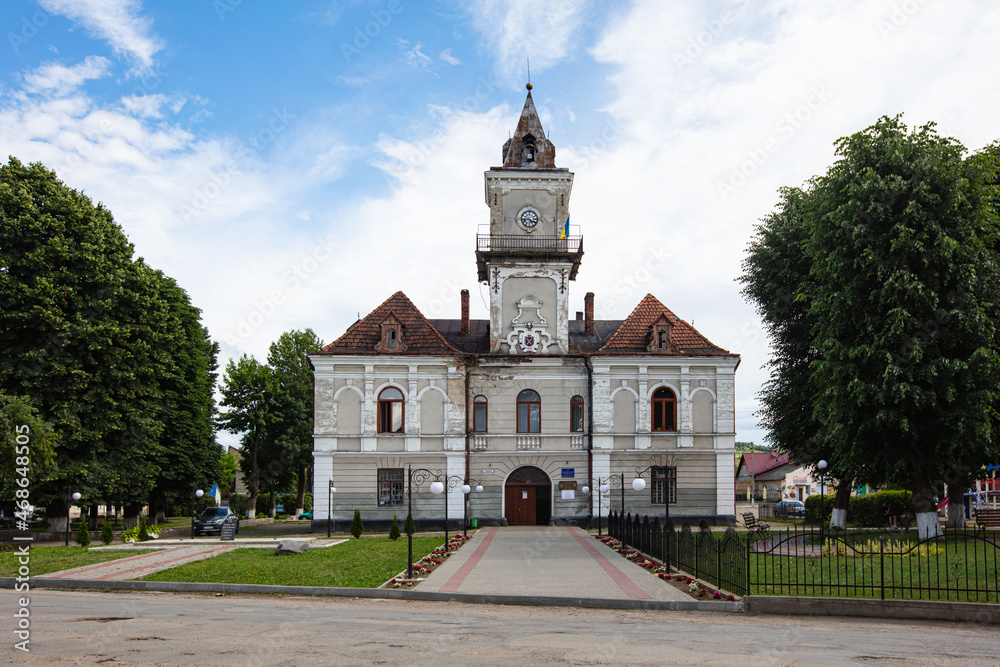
left=504, top=466, right=551, bottom=526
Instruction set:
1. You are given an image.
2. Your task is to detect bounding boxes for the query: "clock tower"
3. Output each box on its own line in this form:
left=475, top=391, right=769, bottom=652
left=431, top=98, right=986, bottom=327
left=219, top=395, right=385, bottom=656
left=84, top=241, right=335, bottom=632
left=476, top=84, right=583, bottom=354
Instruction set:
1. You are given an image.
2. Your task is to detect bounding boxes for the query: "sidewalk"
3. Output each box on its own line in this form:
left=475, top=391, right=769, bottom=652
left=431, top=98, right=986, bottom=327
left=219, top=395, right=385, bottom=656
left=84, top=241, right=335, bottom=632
left=419, top=525, right=690, bottom=602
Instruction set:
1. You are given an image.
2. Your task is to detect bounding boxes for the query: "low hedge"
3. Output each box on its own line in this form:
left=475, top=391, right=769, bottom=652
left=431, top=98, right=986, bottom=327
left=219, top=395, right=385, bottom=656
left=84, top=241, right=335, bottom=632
left=804, top=489, right=915, bottom=527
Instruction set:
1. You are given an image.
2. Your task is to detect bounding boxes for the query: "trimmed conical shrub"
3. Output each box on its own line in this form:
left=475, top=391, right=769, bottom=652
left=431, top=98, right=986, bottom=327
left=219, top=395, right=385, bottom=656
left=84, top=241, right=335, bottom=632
left=100, top=520, right=113, bottom=545
left=138, top=516, right=150, bottom=542
left=389, top=515, right=401, bottom=540
left=350, top=509, right=364, bottom=538
left=404, top=513, right=415, bottom=535
left=75, top=520, right=91, bottom=546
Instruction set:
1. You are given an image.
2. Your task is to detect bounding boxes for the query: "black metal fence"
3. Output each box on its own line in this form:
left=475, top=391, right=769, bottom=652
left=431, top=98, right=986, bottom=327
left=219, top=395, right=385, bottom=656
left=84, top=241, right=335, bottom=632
left=606, top=511, right=999, bottom=602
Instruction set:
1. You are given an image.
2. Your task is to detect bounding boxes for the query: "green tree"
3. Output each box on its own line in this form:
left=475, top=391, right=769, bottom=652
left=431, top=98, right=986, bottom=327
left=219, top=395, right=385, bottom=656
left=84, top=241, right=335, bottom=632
left=266, top=329, right=323, bottom=516
left=218, top=356, right=283, bottom=519
left=389, top=515, right=401, bottom=540
left=100, top=517, right=114, bottom=545
left=75, top=518, right=91, bottom=546
left=0, top=158, right=169, bottom=529
left=217, top=450, right=240, bottom=496
left=743, top=117, right=1000, bottom=538
left=1, top=391, right=57, bottom=512
left=350, top=508, right=364, bottom=538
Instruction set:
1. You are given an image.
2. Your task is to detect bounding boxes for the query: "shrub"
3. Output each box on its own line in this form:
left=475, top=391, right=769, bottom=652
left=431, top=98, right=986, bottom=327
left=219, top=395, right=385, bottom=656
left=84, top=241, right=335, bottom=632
left=804, top=494, right=834, bottom=524
left=350, top=509, right=364, bottom=538
left=389, top=515, right=401, bottom=540
left=404, top=513, right=415, bottom=535
left=75, top=521, right=91, bottom=546
left=100, top=520, right=113, bottom=545
left=303, top=493, right=312, bottom=514
left=138, top=516, right=150, bottom=542
left=228, top=494, right=249, bottom=518
left=698, top=518, right=710, bottom=530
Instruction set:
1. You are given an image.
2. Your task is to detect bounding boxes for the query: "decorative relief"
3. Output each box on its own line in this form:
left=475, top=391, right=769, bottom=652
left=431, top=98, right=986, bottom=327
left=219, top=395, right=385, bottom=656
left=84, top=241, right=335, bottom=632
left=502, top=294, right=554, bottom=354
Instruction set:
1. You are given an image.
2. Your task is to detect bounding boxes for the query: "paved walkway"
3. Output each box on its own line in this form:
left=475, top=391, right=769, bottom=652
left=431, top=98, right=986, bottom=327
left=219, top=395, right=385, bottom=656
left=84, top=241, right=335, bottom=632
left=419, top=526, right=689, bottom=602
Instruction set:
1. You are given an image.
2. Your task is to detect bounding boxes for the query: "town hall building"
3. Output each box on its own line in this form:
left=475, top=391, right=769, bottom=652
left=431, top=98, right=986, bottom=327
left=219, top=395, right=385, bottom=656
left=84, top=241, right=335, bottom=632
left=310, top=85, right=739, bottom=530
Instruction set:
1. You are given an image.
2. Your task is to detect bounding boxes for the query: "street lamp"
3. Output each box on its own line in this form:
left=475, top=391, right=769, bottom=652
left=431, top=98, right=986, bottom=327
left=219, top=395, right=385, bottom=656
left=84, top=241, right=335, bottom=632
left=327, top=479, right=336, bottom=538
left=190, top=483, right=204, bottom=539
left=583, top=476, right=618, bottom=536
left=460, top=479, right=483, bottom=537
left=406, top=466, right=443, bottom=579
left=64, top=484, right=81, bottom=547
left=817, top=460, right=828, bottom=537
left=633, top=465, right=673, bottom=567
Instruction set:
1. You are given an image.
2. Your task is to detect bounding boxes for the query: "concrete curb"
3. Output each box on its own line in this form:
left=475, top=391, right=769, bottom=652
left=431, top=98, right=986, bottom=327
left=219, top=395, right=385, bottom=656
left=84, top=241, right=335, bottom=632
left=2, top=577, right=742, bottom=613
left=746, top=595, right=1000, bottom=625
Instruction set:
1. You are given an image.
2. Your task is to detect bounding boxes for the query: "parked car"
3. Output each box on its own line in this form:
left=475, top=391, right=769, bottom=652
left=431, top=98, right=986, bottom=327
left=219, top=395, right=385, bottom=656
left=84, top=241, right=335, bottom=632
left=773, top=500, right=806, bottom=518
left=192, top=507, right=239, bottom=536
left=299, top=511, right=311, bottom=520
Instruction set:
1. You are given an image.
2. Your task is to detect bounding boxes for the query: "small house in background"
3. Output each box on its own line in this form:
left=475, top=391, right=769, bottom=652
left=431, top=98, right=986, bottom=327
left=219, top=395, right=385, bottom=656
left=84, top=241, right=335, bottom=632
left=735, top=451, right=828, bottom=502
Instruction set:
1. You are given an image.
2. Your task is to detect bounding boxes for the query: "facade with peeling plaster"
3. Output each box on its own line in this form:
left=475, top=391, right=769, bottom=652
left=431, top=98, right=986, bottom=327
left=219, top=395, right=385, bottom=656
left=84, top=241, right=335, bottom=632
left=310, top=86, right=740, bottom=531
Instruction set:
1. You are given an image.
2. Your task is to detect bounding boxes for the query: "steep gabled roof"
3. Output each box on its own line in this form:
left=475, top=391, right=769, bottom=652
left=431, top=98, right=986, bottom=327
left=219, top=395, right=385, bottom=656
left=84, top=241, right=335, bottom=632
left=315, top=292, right=462, bottom=356
left=595, top=294, right=734, bottom=356
left=736, top=451, right=791, bottom=478
left=501, top=85, right=557, bottom=168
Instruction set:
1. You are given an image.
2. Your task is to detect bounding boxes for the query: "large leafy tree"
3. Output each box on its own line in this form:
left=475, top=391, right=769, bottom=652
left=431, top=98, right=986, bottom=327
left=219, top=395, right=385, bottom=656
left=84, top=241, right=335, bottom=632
left=0, top=158, right=164, bottom=527
left=1, top=391, right=58, bottom=514
left=145, top=268, right=221, bottom=523
left=743, top=117, right=1000, bottom=538
left=266, top=329, right=322, bottom=516
left=218, top=355, right=283, bottom=519
left=1, top=158, right=219, bottom=528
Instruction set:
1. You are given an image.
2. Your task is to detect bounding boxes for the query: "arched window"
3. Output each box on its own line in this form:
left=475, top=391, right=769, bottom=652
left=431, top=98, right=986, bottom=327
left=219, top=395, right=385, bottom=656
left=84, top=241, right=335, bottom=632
left=378, top=387, right=404, bottom=433
left=517, top=389, right=541, bottom=433
left=473, top=395, right=488, bottom=433
left=570, top=395, right=584, bottom=433
left=651, top=387, right=676, bottom=432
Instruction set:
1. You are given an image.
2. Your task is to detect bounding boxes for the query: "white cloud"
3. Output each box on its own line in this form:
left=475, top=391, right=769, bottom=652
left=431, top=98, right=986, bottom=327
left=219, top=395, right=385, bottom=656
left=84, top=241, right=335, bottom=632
left=439, top=48, right=461, bottom=65
left=120, top=93, right=168, bottom=118
left=397, top=39, right=433, bottom=69
left=38, top=0, right=163, bottom=73
left=463, top=0, right=588, bottom=85
left=21, top=56, right=111, bottom=95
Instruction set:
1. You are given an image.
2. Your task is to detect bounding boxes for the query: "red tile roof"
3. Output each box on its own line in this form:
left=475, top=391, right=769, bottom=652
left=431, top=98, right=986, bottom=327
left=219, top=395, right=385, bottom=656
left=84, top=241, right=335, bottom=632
left=595, top=294, right=734, bottom=356
left=739, top=451, right=790, bottom=476
left=315, top=291, right=462, bottom=356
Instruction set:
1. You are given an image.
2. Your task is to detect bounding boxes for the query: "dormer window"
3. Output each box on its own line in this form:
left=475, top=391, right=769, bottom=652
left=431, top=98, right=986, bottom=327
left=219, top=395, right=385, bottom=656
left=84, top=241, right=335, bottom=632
left=376, top=312, right=406, bottom=353
left=647, top=314, right=677, bottom=353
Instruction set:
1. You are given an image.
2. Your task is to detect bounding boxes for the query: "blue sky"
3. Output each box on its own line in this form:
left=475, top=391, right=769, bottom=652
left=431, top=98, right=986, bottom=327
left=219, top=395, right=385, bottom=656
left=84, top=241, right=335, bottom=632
left=3, top=0, right=1000, bottom=449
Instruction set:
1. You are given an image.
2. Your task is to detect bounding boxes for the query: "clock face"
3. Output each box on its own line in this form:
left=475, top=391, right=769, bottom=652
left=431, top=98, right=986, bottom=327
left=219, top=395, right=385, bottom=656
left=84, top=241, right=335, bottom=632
left=520, top=209, right=539, bottom=228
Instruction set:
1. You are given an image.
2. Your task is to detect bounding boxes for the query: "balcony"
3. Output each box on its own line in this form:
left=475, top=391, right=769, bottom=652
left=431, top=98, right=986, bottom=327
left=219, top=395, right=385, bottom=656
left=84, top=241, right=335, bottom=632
left=468, top=434, right=588, bottom=452
left=476, top=234, right=584, bottom=282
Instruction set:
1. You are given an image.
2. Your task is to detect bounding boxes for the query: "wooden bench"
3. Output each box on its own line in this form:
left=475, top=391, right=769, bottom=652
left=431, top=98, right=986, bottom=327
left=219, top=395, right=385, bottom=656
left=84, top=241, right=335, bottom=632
left=742, top=512, right=770, bottom=536
left=975, top=508, right=1000, bottom=529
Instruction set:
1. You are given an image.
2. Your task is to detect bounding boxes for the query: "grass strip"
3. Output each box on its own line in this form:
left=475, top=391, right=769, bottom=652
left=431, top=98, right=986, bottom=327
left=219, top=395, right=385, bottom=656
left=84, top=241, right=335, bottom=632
left=0, top=546, right=162, bottom=576
left=139, top=535, right=444, bottom=588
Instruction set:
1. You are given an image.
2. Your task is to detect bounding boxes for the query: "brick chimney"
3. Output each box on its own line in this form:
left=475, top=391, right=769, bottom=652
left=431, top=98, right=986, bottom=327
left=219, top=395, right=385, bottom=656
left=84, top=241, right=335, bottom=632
left=576, top=311, right=583, bottom=320
left=460, top=289, right=470, bottom=335
left=584, top=292, right=594, bottom=336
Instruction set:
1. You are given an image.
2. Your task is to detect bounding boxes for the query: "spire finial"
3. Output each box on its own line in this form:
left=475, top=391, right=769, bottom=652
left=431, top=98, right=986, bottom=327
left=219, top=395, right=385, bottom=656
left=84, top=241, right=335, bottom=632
left=526, top=57, right=531, bottom=90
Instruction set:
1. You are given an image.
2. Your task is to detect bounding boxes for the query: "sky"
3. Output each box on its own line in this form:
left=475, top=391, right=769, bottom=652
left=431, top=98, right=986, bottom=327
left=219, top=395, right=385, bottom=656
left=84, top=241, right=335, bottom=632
left=2, top=0, right=999, bottom=451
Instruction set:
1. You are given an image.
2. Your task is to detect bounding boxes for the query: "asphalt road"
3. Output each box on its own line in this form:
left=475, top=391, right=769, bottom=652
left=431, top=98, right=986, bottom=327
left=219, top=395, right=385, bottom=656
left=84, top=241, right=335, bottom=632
left=7, top=590, right=998, bottom=666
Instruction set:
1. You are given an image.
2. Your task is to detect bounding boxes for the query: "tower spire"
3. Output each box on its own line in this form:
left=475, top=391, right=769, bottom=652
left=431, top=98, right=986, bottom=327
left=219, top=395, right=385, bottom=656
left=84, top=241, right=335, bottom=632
left=500, top=82, right=554, bottom=168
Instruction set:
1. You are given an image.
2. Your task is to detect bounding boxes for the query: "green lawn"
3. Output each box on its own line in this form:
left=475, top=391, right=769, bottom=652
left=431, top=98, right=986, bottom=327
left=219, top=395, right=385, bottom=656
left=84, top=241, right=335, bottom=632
left=0, top=546, right=162, bottom=577
left=140, top=535, right=445, bottom=588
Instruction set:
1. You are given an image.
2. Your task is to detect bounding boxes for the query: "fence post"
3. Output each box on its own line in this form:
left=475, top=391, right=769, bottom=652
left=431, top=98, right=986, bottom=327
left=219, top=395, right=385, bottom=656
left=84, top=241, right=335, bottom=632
left=879, top=536, right=885, bottom=601
left=717, top=536, right=722, bottom=589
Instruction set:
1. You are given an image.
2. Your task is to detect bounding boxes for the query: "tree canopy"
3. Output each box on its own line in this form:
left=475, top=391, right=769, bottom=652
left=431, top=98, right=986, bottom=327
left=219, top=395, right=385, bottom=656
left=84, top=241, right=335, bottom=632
left=742, top=117, right=1000, bottom=537
left=0, top=157, right=219, bottom=516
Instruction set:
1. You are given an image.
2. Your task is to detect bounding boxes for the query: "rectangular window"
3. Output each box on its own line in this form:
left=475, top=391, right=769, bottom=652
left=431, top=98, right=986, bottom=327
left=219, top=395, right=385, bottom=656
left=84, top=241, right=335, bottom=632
left=570, top=398, right=584, bottom=433
left=651, top=467, right=676, bottom=504
left=377, top=468, right=404, bottom=506
left=378, top=401, right=403, bottom=433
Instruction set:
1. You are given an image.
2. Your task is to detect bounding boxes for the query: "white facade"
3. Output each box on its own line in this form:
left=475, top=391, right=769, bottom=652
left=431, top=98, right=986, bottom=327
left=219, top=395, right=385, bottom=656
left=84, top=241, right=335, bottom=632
left=311, top=87, right=740, bottom=530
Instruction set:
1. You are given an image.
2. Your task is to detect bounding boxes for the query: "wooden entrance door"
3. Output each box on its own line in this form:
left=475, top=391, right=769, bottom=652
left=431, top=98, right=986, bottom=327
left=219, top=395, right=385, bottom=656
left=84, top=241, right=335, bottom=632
left=504, top=467, right=551, bottom=526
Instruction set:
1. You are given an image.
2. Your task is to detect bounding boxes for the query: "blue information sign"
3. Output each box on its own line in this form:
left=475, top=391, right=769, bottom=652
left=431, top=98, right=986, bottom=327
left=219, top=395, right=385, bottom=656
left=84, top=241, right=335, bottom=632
left=561, top=468, right=574, bottom=478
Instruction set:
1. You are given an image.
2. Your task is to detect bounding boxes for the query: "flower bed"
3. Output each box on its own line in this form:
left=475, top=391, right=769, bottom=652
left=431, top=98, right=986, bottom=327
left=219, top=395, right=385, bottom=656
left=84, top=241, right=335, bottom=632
left=385, top=533, right=472, bottom=589
left=594, top=534, right=739, bottom=601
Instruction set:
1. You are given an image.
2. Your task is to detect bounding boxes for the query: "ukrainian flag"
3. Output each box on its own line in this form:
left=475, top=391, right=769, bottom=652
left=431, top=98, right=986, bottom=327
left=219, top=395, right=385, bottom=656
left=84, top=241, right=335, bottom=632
left=560, top=216, right=570, bottom=239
